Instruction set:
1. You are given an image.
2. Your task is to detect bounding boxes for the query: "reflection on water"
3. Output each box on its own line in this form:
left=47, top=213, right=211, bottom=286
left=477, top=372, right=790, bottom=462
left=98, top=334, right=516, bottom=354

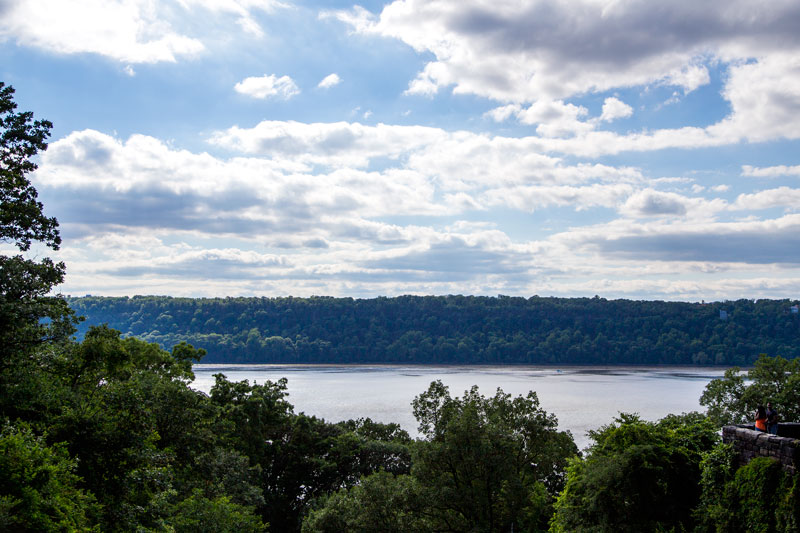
left=191, top=364, right=728, bottom=450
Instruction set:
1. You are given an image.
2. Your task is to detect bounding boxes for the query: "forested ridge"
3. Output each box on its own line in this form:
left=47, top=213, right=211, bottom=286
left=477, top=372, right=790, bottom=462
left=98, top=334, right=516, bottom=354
left=69, top=294, right=800, bottom=365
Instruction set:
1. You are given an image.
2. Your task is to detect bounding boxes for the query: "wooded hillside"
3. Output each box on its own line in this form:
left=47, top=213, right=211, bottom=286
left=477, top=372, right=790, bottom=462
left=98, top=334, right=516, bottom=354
left=69, top=295, right=800, bottom=365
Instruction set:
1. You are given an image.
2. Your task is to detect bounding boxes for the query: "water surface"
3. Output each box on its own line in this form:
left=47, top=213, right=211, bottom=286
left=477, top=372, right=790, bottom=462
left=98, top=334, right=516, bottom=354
left=192, top=365, right=727, bottom=450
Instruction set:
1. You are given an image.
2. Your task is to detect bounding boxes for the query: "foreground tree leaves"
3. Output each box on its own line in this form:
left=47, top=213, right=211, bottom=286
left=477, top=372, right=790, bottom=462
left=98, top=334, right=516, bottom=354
left=302, top=471, right=429, bottom=533
left=695, top=447, right=800, bottom=533
left=701, top=354, right=800, bottom=426
left=209, top=375, right=414, bottom=531
left=550, top=412, right=719, bottom=533
left=0, top=82, right=73, bottom=371
left=304, top=380, right=578, bottom=533
left=0, top=422, right=100, bottom=532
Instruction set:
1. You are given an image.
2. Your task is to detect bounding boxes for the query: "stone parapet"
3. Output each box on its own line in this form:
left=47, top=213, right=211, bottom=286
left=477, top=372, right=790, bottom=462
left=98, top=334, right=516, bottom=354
left=722, top=424, right=800, bottom=474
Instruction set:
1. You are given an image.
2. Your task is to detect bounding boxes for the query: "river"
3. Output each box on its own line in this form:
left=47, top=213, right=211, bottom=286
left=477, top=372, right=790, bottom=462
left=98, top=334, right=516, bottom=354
left=191, top=364, right=728, bottom=450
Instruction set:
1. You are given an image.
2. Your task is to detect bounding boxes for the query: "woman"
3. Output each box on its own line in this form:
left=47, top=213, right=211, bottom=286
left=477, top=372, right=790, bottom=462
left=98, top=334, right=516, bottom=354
left=755, top=405, right=768, bottom=432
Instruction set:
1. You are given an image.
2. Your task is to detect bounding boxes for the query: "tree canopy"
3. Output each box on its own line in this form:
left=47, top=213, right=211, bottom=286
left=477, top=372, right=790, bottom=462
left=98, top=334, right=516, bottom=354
left=70, top=294, right=800, bottom=366
left=700, top=355, right=800, bottom=427
left=0, top=82, right=72, bottom=373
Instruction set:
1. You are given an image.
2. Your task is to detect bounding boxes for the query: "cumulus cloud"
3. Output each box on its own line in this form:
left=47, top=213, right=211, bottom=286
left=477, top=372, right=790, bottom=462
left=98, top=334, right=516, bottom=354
left=599, top=97, right=634, bottom=122
left=732, top=187, right=800, bottom=210
left=234, top=74, right=300, bottom=99
left=479, top=57, right=800, bottom=155
left=487, top=97, right=632, bottom=135
left=332, top=0, right=800, bottom=104
left=663, top=64, right=710, bottom=94
left=0, top=0, right=283, bottom=63
left=360, top=235, right=528, bottom=280
left=619, top=189, right=728, bottom=219
left=212, top=118, right=646, bottom=190
left=327, top=0, right=800, bottom=152
left=32, top=119, right=798, bottom=300
left=708, top=54, right=800, bottom=142
left=620, top=190, right=690, bottom=217
left=318, top=73, right=341, bottom=89
left=210, top=120, right=447, bottom=168
left=34, top=129, right=455, bottom=243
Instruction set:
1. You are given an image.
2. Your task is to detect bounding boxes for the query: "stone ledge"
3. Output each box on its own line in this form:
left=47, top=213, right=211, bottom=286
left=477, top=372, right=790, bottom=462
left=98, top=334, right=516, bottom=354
left=723, top=424, right=800, bottom=474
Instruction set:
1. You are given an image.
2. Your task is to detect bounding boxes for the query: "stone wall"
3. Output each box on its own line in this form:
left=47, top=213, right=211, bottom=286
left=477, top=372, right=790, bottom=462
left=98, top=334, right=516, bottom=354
left=722, top=423, right=800, bottom=474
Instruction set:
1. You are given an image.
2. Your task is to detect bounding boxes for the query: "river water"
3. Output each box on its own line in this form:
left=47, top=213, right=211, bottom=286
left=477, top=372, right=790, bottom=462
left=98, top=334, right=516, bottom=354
left=191, top=365, right=727, bottom=450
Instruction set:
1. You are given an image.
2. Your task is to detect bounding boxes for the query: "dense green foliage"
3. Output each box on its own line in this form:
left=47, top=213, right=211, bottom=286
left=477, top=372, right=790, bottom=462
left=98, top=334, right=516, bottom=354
left=70, top=294, right=800, bottom=365
left=0, top=423, right=100, bottom=532
left=550, top=412, right=720, bottom=532
left=0, top=81, right=75, bottom=416
left=695, top=447, right=800, bottom=533
left=701, top=354, right=800, bottom=426
left=303, top=380, right=577, bottom=532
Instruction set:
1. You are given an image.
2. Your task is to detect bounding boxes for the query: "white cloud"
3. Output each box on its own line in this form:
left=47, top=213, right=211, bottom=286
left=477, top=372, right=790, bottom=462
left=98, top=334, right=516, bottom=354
left=0, top=0, right=287, bottom=63
left=619, top=189, right=729, bottom=220
left=234, top=74, right=299, bottom=99
left=708, top=54, right=800, bottom=142
left=0, top=0, right=204, bottom=63
left=516, top=100, right=592, bottom=138
left=318, top=73, right=341, bottom=89
left=484, top=104, right=520, bottom=123
left=487, top=97, right=632, bottom=134
left=485, top=184, right=634, bottom=212
left=622, top=190, right=690, bottom=217
left=31, top=124, right=799, bottom=300
left=36, top=129, right=449, bottom=238
left=732, top=187, right=800, bottom=210
left=555, top=213, right=800, bottom=265
left=333, top=0, right=800, bottom=104
left=599, top=97, right=633, bottom=122
left=663, top=64, right=710, bottom=93
left=210, top=120, right=448, bottom=168
left=327, top=0, right=800, bottom=153
left=742, top=164, right=800, bottom=177
left=211, top=118, right=653, bottom=192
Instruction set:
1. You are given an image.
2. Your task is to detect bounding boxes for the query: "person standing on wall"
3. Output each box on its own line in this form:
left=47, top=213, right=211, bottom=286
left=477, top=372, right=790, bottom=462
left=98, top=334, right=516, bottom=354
left=755, top=406, right=768, bottom=432
left=767, top=402, right=779, bottom=435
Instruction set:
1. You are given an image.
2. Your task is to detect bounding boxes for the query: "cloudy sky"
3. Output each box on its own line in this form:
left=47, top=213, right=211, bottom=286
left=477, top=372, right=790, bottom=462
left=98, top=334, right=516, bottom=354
left=2, top=0, right=800, bottom=301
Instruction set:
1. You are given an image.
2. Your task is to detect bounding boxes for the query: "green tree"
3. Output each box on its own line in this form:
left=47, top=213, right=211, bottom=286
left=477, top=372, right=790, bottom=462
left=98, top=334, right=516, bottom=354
left=0, top=82, right=76, bottom=425
left=550, top=412, right=719, bottom=533
left=44, top=328, right=208, bottom=531
left=169, top=489, right=267, bottom=533
left=411, top=380, right=577, bottom=532
left=0, top=422, right=99, bottom=532
left=302, top=471, right=429, bottom=533
left=0, top=82, right=73, bottom=361
left=210, top=375, right=413, bottom=531
left=700, top=355, right=800, bottom=427
left=695, top=451, right=800, bottom=533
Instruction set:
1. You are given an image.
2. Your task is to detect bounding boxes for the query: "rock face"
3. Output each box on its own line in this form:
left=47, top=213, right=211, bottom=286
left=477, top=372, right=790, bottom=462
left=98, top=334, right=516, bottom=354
left=722, top=423, right=800, bottom=474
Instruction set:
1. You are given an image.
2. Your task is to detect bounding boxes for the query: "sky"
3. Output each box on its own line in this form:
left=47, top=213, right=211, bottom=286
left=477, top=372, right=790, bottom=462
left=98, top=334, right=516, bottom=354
left=2, top=0, right=800, bottom=301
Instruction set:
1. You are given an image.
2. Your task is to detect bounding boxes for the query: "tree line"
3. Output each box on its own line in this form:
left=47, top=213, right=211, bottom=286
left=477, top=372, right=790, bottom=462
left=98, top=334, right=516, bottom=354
left=69, top=294, right=800, bottom=366
left=5, top=82, right=800, bottom=531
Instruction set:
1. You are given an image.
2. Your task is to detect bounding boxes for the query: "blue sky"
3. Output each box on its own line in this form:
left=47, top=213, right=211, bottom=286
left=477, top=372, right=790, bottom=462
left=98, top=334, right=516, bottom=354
left=2, top=0, right=800, bottom=301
